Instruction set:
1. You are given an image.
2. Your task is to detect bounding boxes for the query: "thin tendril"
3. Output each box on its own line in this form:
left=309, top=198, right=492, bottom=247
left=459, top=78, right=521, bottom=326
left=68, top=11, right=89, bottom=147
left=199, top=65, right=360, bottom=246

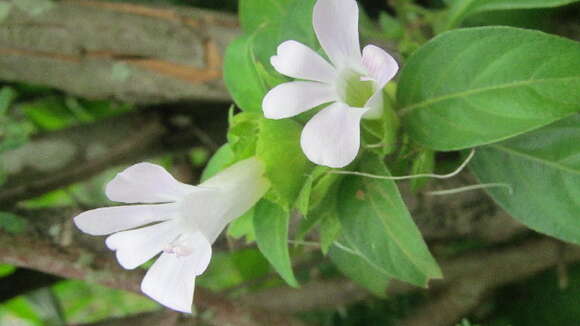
left=365, top=142, right=388, bottom=148
left=330, top=149, right=476, bottom=181
left=427, top=183, right=514, bottom=196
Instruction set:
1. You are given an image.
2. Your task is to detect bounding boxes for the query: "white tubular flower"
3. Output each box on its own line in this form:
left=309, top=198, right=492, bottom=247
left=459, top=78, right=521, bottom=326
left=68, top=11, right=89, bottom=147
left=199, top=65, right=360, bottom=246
left=262, top=0, right=399, bottom=168
left=73, top=158, right=270, bottom=313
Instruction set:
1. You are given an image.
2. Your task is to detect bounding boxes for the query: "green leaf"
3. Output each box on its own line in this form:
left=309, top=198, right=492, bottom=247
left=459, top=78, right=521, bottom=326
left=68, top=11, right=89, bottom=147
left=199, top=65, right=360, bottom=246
left=253, top=200, right=298, bottom=287
left=296, top=173, right=341, bottom=241
left=470, top=114, right=580, bottom=244
left=329, top=242, right=389, bottom=297
left=239, top=0, right=292, bottom=33
left=295, top=166, right=329, bottom=216
left=319, top=214, right=341, bottom=255
left=399, top=27, right=580, bottom=151
left=200, top=144, right=234, bottom=182
left=0, top=212, right=27, bottom=234
left=227, top=209, right=256, bottom=242
left=0, top=264, right=15, bottom=277
left=27, top=288, right=66, bottom=326
left=337, top=154, right=441, bottom=286
left=257, top=118, right=313, bottom=208
left=3, top=297, right=42, bottom=325
left=226, top=0, right=317, bottom=113
left=223, top=34, right=268, bottom=113
left=227, top=112, right=261, bottom=160
left=21, top=97, right=74, bottom=131
left=279, top=0, right=317, bottom=47
left=445, top=0, right=580, bottom=29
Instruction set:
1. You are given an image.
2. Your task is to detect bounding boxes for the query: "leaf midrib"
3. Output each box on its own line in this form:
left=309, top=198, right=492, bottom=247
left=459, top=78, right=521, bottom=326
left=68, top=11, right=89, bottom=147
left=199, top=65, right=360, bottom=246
left=400, top=76, right=580, bottom=115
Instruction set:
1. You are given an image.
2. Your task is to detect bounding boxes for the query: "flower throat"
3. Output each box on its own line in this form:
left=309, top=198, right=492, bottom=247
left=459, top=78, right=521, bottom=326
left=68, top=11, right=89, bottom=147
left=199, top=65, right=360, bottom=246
left=339, top=70, right=375, bottom=108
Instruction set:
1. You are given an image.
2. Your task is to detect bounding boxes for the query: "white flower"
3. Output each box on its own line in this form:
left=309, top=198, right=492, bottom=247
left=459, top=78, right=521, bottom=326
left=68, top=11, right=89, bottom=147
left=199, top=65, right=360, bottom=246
left=73, top=158, right=270, bottom=313
left=262, top=0, right=399, bottom=168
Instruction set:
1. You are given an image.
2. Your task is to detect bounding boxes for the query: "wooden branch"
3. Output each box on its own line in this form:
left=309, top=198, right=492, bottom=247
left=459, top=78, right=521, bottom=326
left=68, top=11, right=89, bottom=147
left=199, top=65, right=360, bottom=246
left=0, top=0, right=239, bottom=104
left=0, top=102, right=229, bottom=205
left=0, top=218, right=307, bottom=326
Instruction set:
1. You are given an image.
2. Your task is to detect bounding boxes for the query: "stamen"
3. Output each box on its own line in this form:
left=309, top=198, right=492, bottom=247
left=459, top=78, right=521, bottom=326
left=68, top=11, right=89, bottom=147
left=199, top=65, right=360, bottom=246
left=163, top=244, right=193, bottom=257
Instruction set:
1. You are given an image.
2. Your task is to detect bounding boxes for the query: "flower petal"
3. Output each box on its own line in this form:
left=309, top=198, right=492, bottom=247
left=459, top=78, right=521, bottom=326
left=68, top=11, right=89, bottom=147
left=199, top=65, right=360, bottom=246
left=178, top=188, right=227, bottom=243
left=106, top=163, right=198, bottom=204
left=301, top=103, right=367, bottom=168
left=262, top=81, right=336, bottom=119
left=73, top=203, right=178, bottom=236
left=105, top=219, right=181, bottom=270
left=141, top=232, right=212, bottom=313
left=193, top=157, right=270, bottom=242
left=270, top=40, right=337, bottom=83
left=361, top=44, right=398, bottom=88
left=362, top=88, right=384, bottom=120
left=313, top=0, right=361, bottom=68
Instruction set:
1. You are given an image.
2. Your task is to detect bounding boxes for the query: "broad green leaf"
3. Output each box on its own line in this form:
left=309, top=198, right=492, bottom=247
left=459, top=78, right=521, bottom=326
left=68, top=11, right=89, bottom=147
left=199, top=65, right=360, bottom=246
left=399, top=27, right=580, bottom=151
left=200, top=144, right=234, bottom=182
left=239, top=0, right=292, bottom=33
left=329, top=242, right=389, bottom=297
left=279, top=0, right=317, bottom=47
left=253, top=200, right=298, bottom=287
left=445, top=0, right=580, bottom=29
left=226, top=0, right=317, bottom=113
left=223, top=34, right=268, bottom=113
left=257, top=118, right=313, bottom=208
left=470, top=114, right=580, bottom=244
left=337, top=154, right=441, bottom=286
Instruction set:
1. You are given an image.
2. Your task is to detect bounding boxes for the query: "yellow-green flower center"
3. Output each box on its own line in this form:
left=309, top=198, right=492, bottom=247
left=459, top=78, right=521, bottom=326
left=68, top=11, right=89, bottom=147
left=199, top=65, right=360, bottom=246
left=339, top=70, right=375, bottom=108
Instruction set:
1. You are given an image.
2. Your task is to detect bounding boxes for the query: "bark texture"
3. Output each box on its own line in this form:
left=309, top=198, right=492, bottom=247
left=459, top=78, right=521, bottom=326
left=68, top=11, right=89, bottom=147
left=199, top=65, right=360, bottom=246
left=0, top=0, right=238, bottom=104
